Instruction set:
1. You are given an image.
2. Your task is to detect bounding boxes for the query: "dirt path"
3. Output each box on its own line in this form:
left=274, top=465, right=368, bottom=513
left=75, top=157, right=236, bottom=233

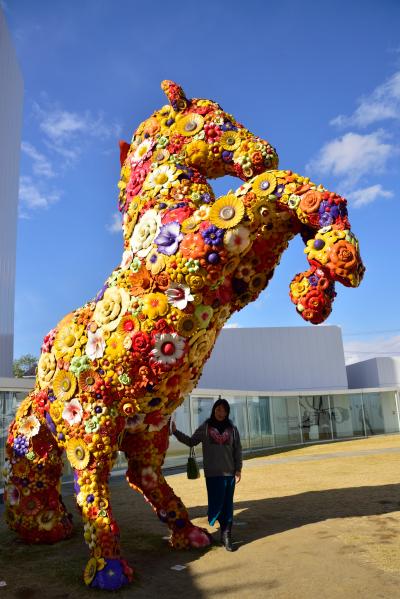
left=2, top=435, right=400, bottom=598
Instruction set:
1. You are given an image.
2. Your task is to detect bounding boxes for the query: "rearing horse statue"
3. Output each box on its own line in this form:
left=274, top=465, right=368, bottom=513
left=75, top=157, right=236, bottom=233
left=4, top=81, right=364, bottom=590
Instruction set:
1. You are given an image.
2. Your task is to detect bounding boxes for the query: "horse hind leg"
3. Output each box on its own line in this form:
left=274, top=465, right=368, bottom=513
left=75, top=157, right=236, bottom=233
left=122, top=424, right=211, bottom=549
left=4, top=416, right=73, bottom=543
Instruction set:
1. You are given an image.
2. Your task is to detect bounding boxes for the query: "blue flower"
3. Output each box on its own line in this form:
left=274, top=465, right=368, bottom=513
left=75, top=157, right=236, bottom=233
left=201, top=224, right=224, bottom=246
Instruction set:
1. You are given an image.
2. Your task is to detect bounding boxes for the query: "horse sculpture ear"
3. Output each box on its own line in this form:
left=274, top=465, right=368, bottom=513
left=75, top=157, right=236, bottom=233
left=119, top=140, right=130, bottom=166
left=161, top=80, right=188, bottom=111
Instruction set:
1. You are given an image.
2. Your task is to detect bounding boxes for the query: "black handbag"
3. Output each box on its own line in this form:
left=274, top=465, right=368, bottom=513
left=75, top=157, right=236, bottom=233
left=187, top=447, right=200, bottom=479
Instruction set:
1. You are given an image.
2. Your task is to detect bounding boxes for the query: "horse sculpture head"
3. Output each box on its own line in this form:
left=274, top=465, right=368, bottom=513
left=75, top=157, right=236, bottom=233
left=117, top=81, right=364, bottom=329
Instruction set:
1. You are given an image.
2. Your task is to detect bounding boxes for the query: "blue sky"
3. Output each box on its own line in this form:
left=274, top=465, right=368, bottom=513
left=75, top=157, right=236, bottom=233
left=4, top=0, right=400, bottom=364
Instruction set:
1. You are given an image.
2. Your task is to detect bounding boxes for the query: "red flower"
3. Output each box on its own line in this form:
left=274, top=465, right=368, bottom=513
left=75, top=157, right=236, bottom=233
left=162, top=206, right=193, bottom=224
left=131, top=331, right=152, bottom=354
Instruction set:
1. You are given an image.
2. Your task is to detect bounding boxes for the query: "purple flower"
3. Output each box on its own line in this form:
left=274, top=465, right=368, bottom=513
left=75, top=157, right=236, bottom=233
left=319, top=212, right=334, bottom=227
left=201, top=192, right=212, bottom=203
left=308, top=275, right=319, bottom=287
left=155, top=221, right=183, bottom=256
left=201, top=224, right=224, bottom=246
left=222, top=150, right=233, bottom=163
left=221, top=121, right=237, bottom=131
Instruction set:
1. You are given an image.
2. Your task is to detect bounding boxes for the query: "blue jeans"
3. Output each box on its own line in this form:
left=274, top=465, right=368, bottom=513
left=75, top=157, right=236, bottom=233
left=205, top=475, right=235, bottom=527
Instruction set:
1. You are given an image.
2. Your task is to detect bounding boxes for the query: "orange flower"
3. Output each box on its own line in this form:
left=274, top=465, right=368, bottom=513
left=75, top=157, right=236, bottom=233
left=179, top=233, right=205, bottom=259
left=327, top=241, right=358, bottom=276
left=299, top=190, right=323, bottom=214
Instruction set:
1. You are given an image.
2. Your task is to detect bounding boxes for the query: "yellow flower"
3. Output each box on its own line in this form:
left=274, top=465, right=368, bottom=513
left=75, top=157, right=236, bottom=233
left=66, top=438, right=90, bottom=470
left=49, top=399, right=64, bottom=423
left=37, top=352, right=57, bottom=389
left=53, top=323, right=86, bottom=360
left=93, top=287, right=129, bottom=331
left=176, top=314, right=198, bottom=338
left=52, top=370, right=77, bottom=401
left=141, top=292, right=169, bottom=320
left=251, top=172, right=277, bottom=197
left=290, top=278, right=310, bottom=299
left=185, top=140, right=209, bottom=169
left=37, top=509, right=57, bottom=531
left=105, top=333, right=125, bottom=360
left=84, top=557, right=98, bottom=586
left=209, top=195, right=245, bottom=229
left=220, top=130, right=241, bottom=151
left=176, top=113, right=204, bottom=136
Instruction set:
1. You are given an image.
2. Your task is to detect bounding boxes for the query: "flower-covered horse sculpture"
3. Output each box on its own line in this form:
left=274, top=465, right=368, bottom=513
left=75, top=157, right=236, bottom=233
left=4, top=81, right=364, bottom=589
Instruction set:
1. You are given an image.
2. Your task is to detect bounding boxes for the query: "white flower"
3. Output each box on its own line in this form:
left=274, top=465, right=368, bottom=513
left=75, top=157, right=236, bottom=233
left=165, top=283, right=194, bottom=310
left=131, top=209, right=161, bottom=257
left=86, top=328, right=106, bottom=359
left=18, top=415, right=41, bottom=439
left=143, top=164, right=179, bottom=195
left=62, top=398, right=83, bottom=426
left=193, top=204, right=210, bottom=223
left=120, top=249, right=133, bottom=270
left=151, top=333, right=186, bottom=365
left=224, top=225, right=251, bottom=254
left=130, top=138, right=154, bottom=164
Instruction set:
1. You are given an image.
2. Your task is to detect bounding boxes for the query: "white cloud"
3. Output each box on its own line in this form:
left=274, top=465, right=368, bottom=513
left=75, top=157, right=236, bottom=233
left=346, top=184, right=393, bottom=208
left=33, top=102, right=121, bottom=160
left=106, top=212, right=122, bottom=234
left=344, top=335, right=400, bottom=365
left=21, top=141, right=54, bottom=178
left=307, top=130, right=393, bottom=185
left=223, top=322, right=240, bottom=329
left=19, top=176, right=60, bottom=212
left=331, top=70, right=400, bottom=128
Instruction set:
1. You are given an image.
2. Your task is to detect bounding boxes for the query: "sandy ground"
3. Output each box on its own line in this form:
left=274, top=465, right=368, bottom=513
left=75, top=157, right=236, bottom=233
left=2, top=435, right=400, bottom=598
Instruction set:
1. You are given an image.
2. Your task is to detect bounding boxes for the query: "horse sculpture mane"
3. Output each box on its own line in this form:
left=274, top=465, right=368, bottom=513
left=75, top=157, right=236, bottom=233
left=4, top=81, right=364, bottom=590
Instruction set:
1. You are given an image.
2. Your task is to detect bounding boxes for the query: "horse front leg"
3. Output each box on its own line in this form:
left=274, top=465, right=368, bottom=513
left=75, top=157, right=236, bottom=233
left=72, top=449, right=133, bottom=590
left=121, top=424, right=212, bottom=549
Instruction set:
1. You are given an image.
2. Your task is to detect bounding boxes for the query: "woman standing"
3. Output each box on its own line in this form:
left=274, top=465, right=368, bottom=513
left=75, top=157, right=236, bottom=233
left=171, top=398, right=242, bottom=551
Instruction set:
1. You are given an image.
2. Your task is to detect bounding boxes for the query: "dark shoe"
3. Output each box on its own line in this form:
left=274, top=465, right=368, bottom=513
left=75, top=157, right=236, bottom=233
left=221, top=524, right=233, bottom=551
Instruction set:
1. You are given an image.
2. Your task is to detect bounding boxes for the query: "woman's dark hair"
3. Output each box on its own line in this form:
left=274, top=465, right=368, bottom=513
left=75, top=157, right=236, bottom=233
left=210, top=398, right=230, bottom=420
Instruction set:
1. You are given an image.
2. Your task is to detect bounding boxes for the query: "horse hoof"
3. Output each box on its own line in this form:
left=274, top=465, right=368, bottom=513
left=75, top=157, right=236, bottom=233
left=85, top=558, right=133, bottom=590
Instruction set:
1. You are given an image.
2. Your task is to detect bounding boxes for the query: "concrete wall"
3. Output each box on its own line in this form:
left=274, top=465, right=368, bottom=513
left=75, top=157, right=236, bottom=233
left=0, top=9, right=23, bottom=376
left=197, top=325, right=348, bottom=392
left=347, top=357, right=400, bottom=389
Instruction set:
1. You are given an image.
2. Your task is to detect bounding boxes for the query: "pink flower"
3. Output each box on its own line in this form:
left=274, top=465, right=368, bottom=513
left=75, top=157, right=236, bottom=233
left=86, top=329, right=106, bottom=360
left=5, top=484, right=20, bottom=506
left=41, top=328, right=57, bottom=352
left=62, top=398, right=83, bottom=426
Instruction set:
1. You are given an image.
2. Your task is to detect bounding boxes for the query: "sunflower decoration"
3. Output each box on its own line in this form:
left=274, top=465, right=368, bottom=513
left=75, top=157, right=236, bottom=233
left=84, top=557, right=98, bottom=586
left=220, top=130, right=241, bottom=151
left=175, top=314, right=198, bottom=338
left=79, top=369, right=100, bottom=393
left=176, top=113, right=204, bottom=137
left=53, top=323, right=86, bottom=360
left=66, top=438, right=90, bottom=470
left=251, top=172, right=277, bottom=197
left=52, top=370, right=77, bottom=402
left=209, top=195, right=245, bottom=229
left=117, top=314, right=140, bottom=337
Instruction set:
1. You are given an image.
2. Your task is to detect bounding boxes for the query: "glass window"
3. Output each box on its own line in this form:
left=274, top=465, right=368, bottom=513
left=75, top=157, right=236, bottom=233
left=330, top=394, right=354, bottom=439
left=347, top=393, right=366, bottom=437
left=362, top=392, right=385, bottom=435
left=299, top=395, right=332, bottom=442
left=229, top=396, right=249, bottom=449
left=271, top=396, right=302, bottom=446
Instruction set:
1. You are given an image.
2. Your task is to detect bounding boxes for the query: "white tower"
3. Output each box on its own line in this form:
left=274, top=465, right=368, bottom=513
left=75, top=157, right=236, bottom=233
left=0, top=8, right=23, bottom=376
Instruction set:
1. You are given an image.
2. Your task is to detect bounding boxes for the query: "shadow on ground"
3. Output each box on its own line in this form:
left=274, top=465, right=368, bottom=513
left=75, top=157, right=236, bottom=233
left=1, top=480, right=400, bottom=598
